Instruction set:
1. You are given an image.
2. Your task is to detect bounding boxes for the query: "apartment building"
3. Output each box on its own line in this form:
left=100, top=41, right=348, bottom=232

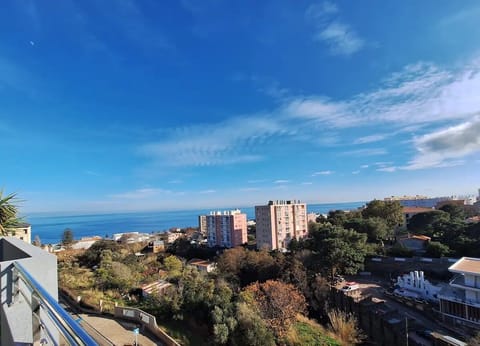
left=255, top=200, right=307, bottom=251
left=205, top=209, right=247, bottom=248
left=438, top=257, right=480, bottom=331
left=198, top=215, right=207, bottom=235
left=384, top=195, right=451, bottom=208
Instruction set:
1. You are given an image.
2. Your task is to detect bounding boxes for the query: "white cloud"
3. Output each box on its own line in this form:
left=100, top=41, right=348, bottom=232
left=403, top=117, right=480, bottom=170
left=284, top=58, right=480, bottom=128
left=301, top=182, right=313, bottom=185
left=274, top=179, right=290, bottom=184
left=315, top=22, right=364, bottom=56
left=139, top=115, right=286, bottom=166
left=306, top=2, right=364, bottom=56
left=354, top=134, right=388, bottom=144
left=360, top=164, right=369, bottom=169
left=138, top=55, right=480, bottom=171
left=342, top=148, right=387, bottom=156
left=351, top=170, right=360, bottom=175
left=377, top=166, right=396, bottom=173
left=312, top=170, right=334, bottom=176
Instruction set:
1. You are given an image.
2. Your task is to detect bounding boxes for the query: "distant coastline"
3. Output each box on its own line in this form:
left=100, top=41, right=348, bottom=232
left=26, top=201, right=366, bottom=245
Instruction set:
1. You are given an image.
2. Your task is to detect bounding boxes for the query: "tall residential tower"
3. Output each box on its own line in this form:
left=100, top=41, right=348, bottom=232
left=204, top=209, right=247, bottom=248
left=255, top=200, right=307, bottom=251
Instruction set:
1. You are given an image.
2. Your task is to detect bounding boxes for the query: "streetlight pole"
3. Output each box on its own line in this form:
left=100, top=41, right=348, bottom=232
left=405, top=317, right=409, bottom=346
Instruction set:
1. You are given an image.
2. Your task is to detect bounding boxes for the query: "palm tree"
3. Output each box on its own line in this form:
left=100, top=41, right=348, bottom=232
left=0, top=190, right=21, bottom=236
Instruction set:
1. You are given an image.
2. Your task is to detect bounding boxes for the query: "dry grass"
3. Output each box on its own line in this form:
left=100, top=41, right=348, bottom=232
left=327, top=309, right=365, bottom=345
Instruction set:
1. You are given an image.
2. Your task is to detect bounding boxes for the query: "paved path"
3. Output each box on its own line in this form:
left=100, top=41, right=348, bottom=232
left=79, top=313, right=162, bottom=346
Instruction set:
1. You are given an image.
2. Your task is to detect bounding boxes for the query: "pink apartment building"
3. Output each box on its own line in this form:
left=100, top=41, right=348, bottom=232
left=255, top=200, right=308, bottom=251
left=205, top=209, right=247, bottom=248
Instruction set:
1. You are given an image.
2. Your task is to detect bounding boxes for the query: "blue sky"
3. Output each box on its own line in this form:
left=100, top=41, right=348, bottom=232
left=1, top=0, right=480, bottom=213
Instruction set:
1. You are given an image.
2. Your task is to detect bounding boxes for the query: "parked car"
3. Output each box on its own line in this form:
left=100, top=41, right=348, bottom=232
left=341, top=282, right=359, bottom=292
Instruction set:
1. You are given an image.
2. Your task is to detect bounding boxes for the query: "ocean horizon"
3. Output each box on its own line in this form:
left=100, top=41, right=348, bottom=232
left=25, top=201, right=366, bottom=245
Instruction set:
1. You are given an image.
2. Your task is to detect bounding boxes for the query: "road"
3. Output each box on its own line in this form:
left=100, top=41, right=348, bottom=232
left=59, top=296, right=162, bottom=346
left=339, top=276, right=453, bottom=346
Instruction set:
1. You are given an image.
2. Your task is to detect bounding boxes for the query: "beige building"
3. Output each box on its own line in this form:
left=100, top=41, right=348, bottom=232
left=255, top=200, right=307, bottom=251
left=6, top=223, right=31, bottom=244
left=198, top=215, right=207, bottom=235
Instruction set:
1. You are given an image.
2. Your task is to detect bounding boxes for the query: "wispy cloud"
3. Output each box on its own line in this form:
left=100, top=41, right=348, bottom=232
left=360, top=164, right=369, bottom=169
left=306, top=1, right=365, bottom=56
left=403, top=117, right=480, bottom=170
left=138, top=55, right=480, bottom=170
left=354, top=134, right=388, bottom=144
left=274, top=179, right=290, bottom=184
left=377, top=166, right=396, bottom=173
left=342, top=148, right=387, bottom=156
left=110, top=188, right=170, bottom=199
left=139, top=115, right=285, bottom=166
left=351, top=170, right=360, bottom=175
left=312, top=170, right=334, bottom=176
left=301, top=182, right=313, bottom=185
left=199, top=189, right=216, bottom=194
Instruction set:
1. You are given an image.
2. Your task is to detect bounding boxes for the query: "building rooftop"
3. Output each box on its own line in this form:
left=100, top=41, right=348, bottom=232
left=188, top=258, right=214, bottom=267
left=449, top=257, right=480, bottom=275
left=402, top=207, right=434, bottom=214
left=410, top=235, right=431, bottom=241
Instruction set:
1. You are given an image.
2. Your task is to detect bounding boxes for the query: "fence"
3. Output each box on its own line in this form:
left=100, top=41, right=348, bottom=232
left=114, top=306, right=181, bottom=346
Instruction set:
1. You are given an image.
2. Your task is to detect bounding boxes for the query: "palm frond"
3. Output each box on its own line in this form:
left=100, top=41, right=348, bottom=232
left=0, top=190, right=22, bottom=236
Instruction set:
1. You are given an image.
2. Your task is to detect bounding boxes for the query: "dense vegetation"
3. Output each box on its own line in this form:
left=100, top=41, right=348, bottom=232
left=406, top=204, right=480, bottom=257
left=55, top=198, right=480, bottom=345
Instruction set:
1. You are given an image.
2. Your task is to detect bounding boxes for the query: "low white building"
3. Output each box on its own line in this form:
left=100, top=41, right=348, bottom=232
left=438, top=257, right=480, bottom=330
left=187, top=258, right=216, bottom=273
left=395, top=270, right=441, bottom=301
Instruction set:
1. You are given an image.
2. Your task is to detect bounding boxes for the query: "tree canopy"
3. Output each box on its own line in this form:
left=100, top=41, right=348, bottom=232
left=362, top=200, right=403, bottom=229
left=61, top=228, right=75, bottom=246
left=407, top=210, right=450, bottom=234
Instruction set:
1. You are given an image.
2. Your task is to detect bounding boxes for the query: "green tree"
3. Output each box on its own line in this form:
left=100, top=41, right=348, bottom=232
left=32, top=235, right=42, bottom=247
left=425, top=241, right=450, bottom=258
left=0, top=191, right=21, bottom=235
left=407, top=210, right=450, bottom=234
left=310, top=224, right=368, bottom=276
left=232, top=302, right=275, bottom=346
left=61, top=228, right=74, bottom=246
left=362, top=200, right=403, bottom=229
left=164, top=255, right=183, bottom=279
left=345, top=217, right=390, bottom=242
left=327, top=210, right=348, bottom=226
left=439, top=204, right=465, bottom=221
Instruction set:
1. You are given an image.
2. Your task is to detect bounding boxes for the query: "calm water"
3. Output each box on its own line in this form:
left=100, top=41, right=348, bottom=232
left=25, top=202, right=365, bottom=244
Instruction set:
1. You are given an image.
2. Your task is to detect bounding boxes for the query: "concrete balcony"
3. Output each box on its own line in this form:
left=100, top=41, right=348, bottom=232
left=438, top=293, right=480, bottom=308
left=0, top=237, right=97, bottom=345
left=450, top=275, right=480, bottom=293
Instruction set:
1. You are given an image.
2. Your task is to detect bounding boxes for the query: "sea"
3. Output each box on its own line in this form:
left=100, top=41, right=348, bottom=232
left=24, top=201, right=366, bottom=245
